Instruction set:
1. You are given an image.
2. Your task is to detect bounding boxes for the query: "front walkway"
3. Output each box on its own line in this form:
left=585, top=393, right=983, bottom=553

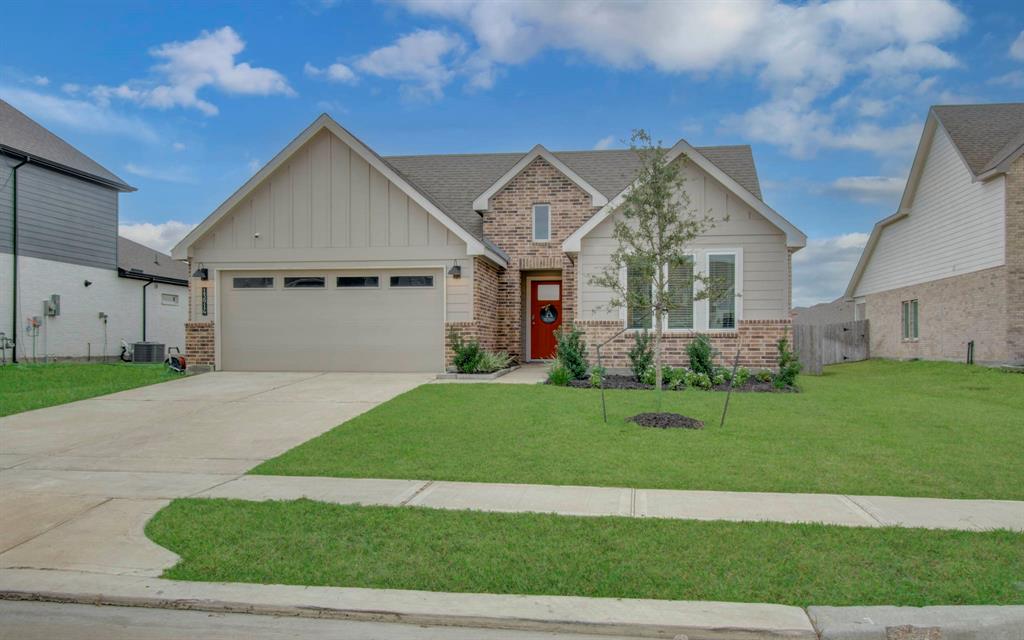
left=204, top=475, right=1024, bottom=532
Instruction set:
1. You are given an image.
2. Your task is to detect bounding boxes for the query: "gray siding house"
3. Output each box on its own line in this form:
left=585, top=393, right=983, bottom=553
left=1, top=98, right=188, bottom=361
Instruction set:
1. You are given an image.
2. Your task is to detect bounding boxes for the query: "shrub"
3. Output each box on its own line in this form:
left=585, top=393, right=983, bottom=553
left=589, top=366, right=606, bottom=388
left=547, top=360, right=571, bottom=386
left=716, top=367, right=733, bottom=383
left=554, top=325, right=589, bottom=380
left=734, top=367, right=751, bottom=386
left=628, top=330, right=654, bottom=382
left=641, top=366, right=656, bottom=386
left=448, top=329, right=483, bottom=373
left=665, top=366, right=687, bottom=388
left=691, top=372, right=712, bottom=390
left=687, top=334, right=715, bottom=377
left=774, top=335, right=801, bottom=388
left=476, top=351, right=513, bottom=374
left=756, top=369, right=773, bottom=383
left=712, top=372, right=726, bottom=386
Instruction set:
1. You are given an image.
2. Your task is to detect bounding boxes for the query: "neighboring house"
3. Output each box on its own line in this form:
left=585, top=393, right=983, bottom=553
left=172, top=114, right=805, bottom=373
left=1, top=99, right=188, bottom=362
left=792, top=298, right=856, bottom=326
left=845, top=103, right=1024, bottom=366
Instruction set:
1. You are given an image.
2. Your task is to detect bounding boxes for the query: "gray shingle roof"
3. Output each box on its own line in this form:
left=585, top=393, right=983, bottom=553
left=384, top=145, right=763, bottom=242
left=0, top=98, right=134, bottom=191
left=932, top=103, right=1024, bottom=176
left=117, top=236, right=188, bottom=282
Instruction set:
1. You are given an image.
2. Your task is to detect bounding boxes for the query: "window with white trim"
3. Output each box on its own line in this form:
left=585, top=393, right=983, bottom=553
left=626, top=259, right=653, bottom=329
left=902, top=299, right=918, bottom=340
left=708, top=253, right=737, bottom=330
left=667, top=257, right=694, bottom=329
left=626, top=257, right=694, bottom=330
left=532, top=204, right=550, bottom=242
left=161, top=293, right=179, bottom=306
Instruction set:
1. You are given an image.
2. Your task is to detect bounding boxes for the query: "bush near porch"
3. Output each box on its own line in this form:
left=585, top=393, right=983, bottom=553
left=253, top=360, right=1024, bottom=500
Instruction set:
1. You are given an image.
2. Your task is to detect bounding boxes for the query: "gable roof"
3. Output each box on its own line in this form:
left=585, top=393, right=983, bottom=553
left=0, top=98, right=134, bottom=192
left=560, top=139, right=804, bottom=251
left=172, top=114, right=505, bottom=265
left=932, top=103, right=1024, bottom=177
left=385, top=145, right=764, bottom=242
left=117, top=236, right=188, bottom=283
left=472, top=145, right=608, bottom=211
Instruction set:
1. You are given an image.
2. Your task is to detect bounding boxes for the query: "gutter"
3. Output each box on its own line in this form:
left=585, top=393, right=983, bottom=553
left=141, top=279, right=154, bottom=342
left=116, top=268, right=188, bottom=287
left=0, top=145, right=135, bottom=192
left=8, top=157, right=28, bottom=363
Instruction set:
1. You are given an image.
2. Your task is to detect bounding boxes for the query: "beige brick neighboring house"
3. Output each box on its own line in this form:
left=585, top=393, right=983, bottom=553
left=846, top=103, right=1024, bottom=366
left=171, top=114, right=806, bottom=372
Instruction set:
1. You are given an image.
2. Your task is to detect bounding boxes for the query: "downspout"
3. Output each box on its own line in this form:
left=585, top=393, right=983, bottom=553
left=9, top=158, right=28, bottom=363
left=142, top=279, right=154, bottom=341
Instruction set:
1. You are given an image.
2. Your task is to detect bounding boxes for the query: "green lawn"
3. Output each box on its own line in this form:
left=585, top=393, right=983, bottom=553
left=0, top=362, right=175, bottom=417
left=253, top=360, right=1024, bottom=500
left=148, top=498, right=1024, bottom=607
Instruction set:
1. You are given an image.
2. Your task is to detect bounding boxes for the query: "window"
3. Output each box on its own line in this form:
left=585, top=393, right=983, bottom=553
left=626, top=259, right=653, bottom=329
left=233, top=276, right=274, bottom=289
left=284, top=276, right=325, bottom=288
left=902, top=299, right=919, bottom=339
left=708, top=253, right=736, bottom=329
left=161, top=293, right=179, bottom=306
left=390, top=275, right=434, bottom=288
left=532, top=204, right=550, bottom=242
left=337, top=276, right=379, bottom=288
left=667, top=257, right=694, bottom=329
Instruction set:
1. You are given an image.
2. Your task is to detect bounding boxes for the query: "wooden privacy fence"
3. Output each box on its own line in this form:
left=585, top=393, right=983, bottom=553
left=793, top=320, right=870, bottom=375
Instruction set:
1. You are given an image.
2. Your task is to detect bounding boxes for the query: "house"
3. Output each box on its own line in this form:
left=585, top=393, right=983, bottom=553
left=172, top=114, right=805, bottom=373
left=792, top=298, right=856, bottom=326
left=845, top=103, right=1024, bottom=366
left=1, top=99, right=188, bottom=362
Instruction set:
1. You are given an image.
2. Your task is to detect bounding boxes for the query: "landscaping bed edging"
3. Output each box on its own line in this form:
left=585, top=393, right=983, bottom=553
left=437, top=366, right=519, bottom=381
left=555, top=374, right=797, bottom=393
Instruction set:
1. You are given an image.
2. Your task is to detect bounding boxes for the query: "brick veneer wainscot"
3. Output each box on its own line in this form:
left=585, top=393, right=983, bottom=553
left=1006, top=154, right=1024, bottom=364
left=185, top=322, right=215, bottom=367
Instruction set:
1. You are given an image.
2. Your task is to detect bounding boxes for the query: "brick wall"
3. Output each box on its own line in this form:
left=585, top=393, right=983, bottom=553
left=865, top=265, right=1008, bottom=364
left=445, top=256, right=502, bottom=365
left=483, top=156, right=599, bottom=359
left=577, top=319, right=792, bottom=370
left=1006, top=154, right=1024, bottom=365
left=185, top=321, right=215, bottom=367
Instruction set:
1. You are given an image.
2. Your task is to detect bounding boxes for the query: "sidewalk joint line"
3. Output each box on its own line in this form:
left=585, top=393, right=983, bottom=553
left=841, top=495, right=885, bottom=527
left=0, top=497, right=112, bottom=556
left=401, top=480, right=434, bottom=506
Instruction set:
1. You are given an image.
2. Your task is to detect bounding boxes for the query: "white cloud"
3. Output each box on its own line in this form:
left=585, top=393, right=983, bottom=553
left=1010, top=30, right=1024, bottom=61
left=989, top=70, right=1024, bottom=89
left=354, top=30, right=465, bottom=100
left=594, top=135, right=616, bottom=151
left=791, top=232, right=869, bottom=306
left=827, top=176, right=905, bottom=204
left=247, top=158, right=261, bottom=175
left=124, top=163, right=196, bottom=183
left=93, top=26, right=293, bottom=116
left=857, top=98, right=890, bottom=118
left=0, top=85, right=158, bottom=142
left=171, top=141, right=186, bottom=151
left=31, top=75, right=49, bottom=86
left=304, top=61, right=358, bottom=84
left=61, top=83, right=81, bottom=95
left=118, top=220, right=195, bottom=254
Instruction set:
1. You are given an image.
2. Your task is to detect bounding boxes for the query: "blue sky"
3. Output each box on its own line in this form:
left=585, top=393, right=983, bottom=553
left=2, top=0, right=1023, bottom=305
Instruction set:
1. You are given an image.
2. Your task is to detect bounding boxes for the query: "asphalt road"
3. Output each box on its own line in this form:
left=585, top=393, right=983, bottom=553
left=0, top=600, right=644, bottom=640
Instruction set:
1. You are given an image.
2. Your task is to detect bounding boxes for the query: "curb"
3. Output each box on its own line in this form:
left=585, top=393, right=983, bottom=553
left=0, top=569, right=815, bottom=639
left=436, top=365, right=519, bottom=380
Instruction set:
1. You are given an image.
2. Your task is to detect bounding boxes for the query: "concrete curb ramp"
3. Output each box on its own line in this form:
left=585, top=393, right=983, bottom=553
left=808, top=605, right=1024, bottom=640
left=0, top=569, right=815, bottom=639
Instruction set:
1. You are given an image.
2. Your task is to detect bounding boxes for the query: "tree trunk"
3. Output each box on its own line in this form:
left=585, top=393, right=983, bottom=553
left=654, top=312, right=663, bottom=411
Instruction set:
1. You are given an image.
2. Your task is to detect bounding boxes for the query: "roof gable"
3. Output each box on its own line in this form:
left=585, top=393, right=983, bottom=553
left=472, top=145, right=608, bottom=211
left=932, top=103, right=1024, bottom=177
left=0, top=98, right=134, bottom=191
left=117, top=236, right=188, bottom=282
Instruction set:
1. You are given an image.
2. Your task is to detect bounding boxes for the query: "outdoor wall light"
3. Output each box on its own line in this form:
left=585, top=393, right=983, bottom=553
left=448, top=262, right=462, bottom=279
left=192, top=266, right=209, bottom=281
left=83, top=280, right=92, bottom=287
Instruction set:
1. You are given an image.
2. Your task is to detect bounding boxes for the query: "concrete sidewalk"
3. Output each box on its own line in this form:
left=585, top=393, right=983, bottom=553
left=201, top=475, right=1024, bottom=531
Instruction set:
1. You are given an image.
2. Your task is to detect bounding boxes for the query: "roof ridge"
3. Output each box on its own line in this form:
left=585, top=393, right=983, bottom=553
left=384, top=144, right=748, bottom=159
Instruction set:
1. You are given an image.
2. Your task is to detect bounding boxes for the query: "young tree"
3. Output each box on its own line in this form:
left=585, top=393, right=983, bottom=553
left=589, top=130, right=719, bottom=398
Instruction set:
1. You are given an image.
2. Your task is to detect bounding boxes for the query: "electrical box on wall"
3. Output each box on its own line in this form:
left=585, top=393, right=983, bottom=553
left=43, top=294, right=61, bottom=317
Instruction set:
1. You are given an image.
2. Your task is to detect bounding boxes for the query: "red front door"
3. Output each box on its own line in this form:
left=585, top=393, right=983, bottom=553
left=530, top=280, right=562, bottom=360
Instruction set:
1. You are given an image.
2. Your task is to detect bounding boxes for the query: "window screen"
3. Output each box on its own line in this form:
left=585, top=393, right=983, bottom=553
left=533, top=204, right=550, bottom=241
left=902, top=300, right=919, bottom=339
left=233, top=277, right=274, bottom=289
left=390, top=275, right=434, bottom=288
left=337, top=276, right=379, bottom=288
left=708, top=254, right=736, bottom=329
left=626, top=259, right=652, bottom=329
left=667, top=257, right=694, bottom=329
left=284, top=276, right=325, bottom=288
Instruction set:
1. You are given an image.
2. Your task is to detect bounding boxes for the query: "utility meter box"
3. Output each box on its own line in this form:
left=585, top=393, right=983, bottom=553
left=43, top=294, right=61, bottom=317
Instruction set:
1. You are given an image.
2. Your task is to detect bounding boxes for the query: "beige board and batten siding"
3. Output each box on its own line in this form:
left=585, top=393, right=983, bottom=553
left=578, top=161, right=790, bottom=323
left=187, top=128, right=474, bottom=323
left=852, top=125, right=1006, bottom=298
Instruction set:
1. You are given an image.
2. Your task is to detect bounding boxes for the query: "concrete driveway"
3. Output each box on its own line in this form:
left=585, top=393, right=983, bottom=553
left=0, top=371, right=430, bottom=576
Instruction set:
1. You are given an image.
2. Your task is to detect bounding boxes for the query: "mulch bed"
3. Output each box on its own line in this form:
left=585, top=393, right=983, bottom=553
left=561, top=374, right=795, bottom=393
left=628, top=413, right=705, bottom=429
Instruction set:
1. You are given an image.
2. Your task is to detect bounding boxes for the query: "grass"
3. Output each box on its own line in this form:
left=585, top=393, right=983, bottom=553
left=0, top=362, right=175, bottom=417
left=252, top=360, right=1024, bottom=500
left=148, top=498, right=1024, bottom=607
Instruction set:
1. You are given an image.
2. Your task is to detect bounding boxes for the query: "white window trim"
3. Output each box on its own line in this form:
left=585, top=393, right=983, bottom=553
left=389, top=274, right=437, bottom=289
left=532, top=204, right=551, bottom=243
left=335, top=275, right=381, bottom=289
left=161, top=293, right=180, bottom=306
left=618, top=248, right=743, bottom=332
left=232, top=276, right=276, bottom=290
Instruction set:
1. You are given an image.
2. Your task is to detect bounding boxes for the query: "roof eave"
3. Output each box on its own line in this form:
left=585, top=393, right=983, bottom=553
left=1, top=145, right=136, bottom=192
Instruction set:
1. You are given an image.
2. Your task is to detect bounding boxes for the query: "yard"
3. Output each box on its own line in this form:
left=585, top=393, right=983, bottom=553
left=0, top=362, right=175, bottom=417
left=148, top=498, right=1024, bottom=607
left=254, top=360, right=1024, bottom=500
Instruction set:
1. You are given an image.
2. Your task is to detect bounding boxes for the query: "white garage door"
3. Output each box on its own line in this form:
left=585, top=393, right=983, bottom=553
left=220, top=268, right=444, bottom=372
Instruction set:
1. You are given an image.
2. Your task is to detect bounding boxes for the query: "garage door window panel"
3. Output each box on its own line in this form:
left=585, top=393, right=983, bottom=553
left=284, top=276, right=326, bottom=288
left=233, top=277, right=275, bottom=289
left=337, top=276, right=380, bottom=288
left=390, top=275, right=434, bottom=288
